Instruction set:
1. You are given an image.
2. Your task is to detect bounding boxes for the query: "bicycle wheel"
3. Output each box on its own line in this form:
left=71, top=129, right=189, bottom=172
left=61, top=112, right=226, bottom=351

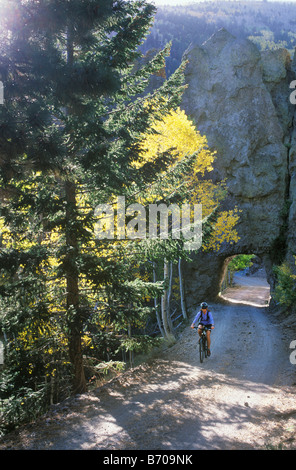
left=199, top=337, right=204, bottom=363
left=203, top=337, right=208, bottom=358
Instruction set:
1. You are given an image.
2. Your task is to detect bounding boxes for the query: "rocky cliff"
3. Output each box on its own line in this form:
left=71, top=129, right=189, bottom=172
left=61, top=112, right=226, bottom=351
left=180, top=29, right=296, bottom=311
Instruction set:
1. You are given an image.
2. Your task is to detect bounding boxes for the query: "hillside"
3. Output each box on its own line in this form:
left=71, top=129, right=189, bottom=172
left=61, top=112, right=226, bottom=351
left=142, top=1, right=296, bottom=75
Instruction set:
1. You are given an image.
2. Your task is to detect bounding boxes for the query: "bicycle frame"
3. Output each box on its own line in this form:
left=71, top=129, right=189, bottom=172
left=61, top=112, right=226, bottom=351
left=194, top=326, right=211, bottom=363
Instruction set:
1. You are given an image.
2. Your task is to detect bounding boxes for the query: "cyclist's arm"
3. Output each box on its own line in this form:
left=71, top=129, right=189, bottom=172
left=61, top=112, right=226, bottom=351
left=208, top=311, right=214, bottom=327
left=191, top=312, right=201, bottom=328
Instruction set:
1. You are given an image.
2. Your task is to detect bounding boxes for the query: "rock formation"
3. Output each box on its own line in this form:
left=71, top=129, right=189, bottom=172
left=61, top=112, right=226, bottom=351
left=180, top=28, right=296, bottom=312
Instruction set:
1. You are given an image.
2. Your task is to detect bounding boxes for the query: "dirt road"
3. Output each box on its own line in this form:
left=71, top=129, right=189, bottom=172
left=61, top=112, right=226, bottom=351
left=1, top=274, right=296, bottom=450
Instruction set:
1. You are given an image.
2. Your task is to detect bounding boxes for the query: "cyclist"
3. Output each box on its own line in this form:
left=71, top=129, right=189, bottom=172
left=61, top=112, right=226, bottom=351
left=191, top=302, right=214, bottom=356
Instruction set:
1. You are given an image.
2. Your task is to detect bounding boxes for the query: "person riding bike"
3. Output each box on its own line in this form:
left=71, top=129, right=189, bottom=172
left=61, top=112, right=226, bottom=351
left=191, top=302, right=214, bottom=356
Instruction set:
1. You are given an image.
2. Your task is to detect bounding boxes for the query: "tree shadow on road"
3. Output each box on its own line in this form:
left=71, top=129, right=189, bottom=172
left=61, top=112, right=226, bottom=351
left=19, top=355, right=294, bottom=451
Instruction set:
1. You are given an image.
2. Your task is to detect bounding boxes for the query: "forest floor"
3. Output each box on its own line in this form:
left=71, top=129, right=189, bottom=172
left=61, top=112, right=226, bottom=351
left=1, top=271, right=296, bottom=450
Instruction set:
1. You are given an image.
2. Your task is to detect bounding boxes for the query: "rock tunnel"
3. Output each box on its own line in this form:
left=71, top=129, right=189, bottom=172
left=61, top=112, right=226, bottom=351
left=218, top=255, right=271, bottom=307
left=180, top=29, right=296, bottom=313
left=182, top=250, right=273, bottom=313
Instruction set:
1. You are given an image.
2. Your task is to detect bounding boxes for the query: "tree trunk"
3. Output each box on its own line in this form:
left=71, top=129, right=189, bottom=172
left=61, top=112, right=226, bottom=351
left=65, top=180, right=87, bottom=395
left=167, top=260, right=174, bottom=331
left=128, top=323, right=134, bottom=368
left=161, top=260, right=175, bottom=339
left=64, top=26, right=86, bottom=395
left=153, top=262, right=165, bottom=337
left=68, top=328, right=86, bottom=395
left=178, top=258, right=187, bottom=319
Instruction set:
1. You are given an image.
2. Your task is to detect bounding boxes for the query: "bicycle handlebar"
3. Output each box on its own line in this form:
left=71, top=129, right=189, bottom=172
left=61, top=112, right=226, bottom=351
left=192, top=326, right=213, bottom=330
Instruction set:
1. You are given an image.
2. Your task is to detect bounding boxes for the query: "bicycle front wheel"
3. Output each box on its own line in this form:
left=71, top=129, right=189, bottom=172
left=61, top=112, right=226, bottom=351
left=204, top=337, right=208, bottom=358
left=199, top=338, right=204, bottom=363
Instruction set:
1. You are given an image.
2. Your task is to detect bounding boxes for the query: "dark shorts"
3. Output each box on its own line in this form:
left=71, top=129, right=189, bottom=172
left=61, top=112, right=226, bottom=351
left=198, top=324, right=212, bottom=330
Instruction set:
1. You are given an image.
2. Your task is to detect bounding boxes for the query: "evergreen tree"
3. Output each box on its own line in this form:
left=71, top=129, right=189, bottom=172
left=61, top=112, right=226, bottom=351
left=0, top=0, right=187, bottom=398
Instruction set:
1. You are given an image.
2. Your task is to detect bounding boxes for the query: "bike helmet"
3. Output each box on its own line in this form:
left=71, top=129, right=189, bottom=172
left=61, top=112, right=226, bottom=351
left=200, top=302, right=208, bottom=309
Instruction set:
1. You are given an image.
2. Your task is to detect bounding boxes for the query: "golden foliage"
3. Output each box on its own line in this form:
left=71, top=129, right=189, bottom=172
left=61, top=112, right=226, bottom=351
left=204, top=208, right=241, bottom=251
left=136, top=106, right=214, bottom=176
left=136, top=106, right=240, bottom=251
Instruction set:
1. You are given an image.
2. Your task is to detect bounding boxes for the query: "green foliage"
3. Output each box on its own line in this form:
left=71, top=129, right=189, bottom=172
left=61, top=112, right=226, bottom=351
left=228, top=254, right=255, bottom=273
left=273, top=261, right=296, bottom=309
left=119, top=335, right=163, bottom=354
left=248, top=30, right=288, bottom=51
left=0, top=384, right=49, bottom=437
left=94, top=361, right=126, bottom=376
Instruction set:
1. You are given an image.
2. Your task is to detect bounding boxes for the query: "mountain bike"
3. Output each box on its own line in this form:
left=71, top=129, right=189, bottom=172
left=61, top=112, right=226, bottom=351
left=194, top=326, right=211, bottom=363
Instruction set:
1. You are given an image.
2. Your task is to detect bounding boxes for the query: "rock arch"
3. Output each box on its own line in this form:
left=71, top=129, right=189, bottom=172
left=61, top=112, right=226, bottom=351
left=181, top=29, right=296, bottom=313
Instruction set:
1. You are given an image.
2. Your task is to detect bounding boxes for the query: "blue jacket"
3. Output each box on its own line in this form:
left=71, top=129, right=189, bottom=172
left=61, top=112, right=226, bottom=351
left=192, top=309, right=214, bottom=326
